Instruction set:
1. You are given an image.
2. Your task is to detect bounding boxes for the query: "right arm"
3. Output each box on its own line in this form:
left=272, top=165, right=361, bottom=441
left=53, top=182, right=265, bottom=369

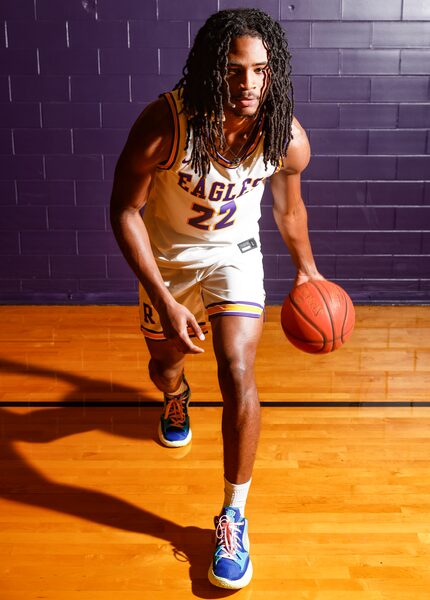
left=110, top=98, right=205, bottom=353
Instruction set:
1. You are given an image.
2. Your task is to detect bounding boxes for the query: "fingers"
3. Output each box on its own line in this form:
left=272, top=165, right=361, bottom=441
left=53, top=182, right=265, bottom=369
left=182, top=339, right=205, bottom=354
left=176, top=316, right=205, bottom=354
left=160, top=302, right=206, bottom=355
left=180, top=317, right=205, bottom=354
left=189, top=315, right=206, bottom=343
left=167, top=319, right=205, bottom=355
left=172, top=330, right=205, bottom=355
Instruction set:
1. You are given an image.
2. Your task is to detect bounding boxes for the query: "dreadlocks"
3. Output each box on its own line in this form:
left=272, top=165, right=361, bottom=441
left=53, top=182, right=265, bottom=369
left=175, top=8, right=294, bottom=177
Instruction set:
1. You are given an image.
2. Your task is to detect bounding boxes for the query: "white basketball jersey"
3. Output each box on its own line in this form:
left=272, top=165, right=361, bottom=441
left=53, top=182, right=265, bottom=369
left=143, top=88, right=279, bottom=268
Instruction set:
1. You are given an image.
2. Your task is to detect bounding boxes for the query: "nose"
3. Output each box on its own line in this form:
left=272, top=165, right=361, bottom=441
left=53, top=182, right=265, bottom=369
left=239, top=69, right=257, bottom=90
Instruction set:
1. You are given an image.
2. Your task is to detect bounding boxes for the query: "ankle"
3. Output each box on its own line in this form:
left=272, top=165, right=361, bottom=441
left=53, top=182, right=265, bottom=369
left=222, top=477, right=251, bottom=516
left=165, top=376, right=187, bottom=397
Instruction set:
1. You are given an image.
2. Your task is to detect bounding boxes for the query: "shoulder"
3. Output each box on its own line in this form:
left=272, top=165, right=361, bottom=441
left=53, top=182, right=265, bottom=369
left=279, top=116, right=310, bottom=175
left=116, top=96, right=174, bottom=174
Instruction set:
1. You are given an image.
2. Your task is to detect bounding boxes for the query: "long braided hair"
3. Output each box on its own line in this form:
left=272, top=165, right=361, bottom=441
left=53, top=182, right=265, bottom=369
left=175, top=8, right=294, bottom=177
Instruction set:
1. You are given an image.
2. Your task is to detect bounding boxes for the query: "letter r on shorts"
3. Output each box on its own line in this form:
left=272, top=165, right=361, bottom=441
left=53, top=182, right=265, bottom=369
left=143, top=303, right=155, bottom=324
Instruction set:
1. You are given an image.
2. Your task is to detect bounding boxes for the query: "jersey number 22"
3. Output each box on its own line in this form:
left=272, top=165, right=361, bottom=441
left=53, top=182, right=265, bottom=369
left=188, top=200, right=236, bottom=231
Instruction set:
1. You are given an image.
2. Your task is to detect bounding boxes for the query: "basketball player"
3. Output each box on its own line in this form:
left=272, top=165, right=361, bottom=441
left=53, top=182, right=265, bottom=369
left=110, top=8, right=323, bottom=589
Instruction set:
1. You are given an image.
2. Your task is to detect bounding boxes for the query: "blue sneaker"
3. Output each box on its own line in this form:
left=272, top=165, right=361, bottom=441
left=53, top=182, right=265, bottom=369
left=208, top=506, right=253, bottom=589
left=158, top=377, right=192, bottom=448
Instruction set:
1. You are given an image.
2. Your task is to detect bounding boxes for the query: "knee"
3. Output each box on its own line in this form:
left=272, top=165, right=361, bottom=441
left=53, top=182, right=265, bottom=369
left=218, top=354, right=255, bottom=393
left=218, top=357, right=260, bottom=424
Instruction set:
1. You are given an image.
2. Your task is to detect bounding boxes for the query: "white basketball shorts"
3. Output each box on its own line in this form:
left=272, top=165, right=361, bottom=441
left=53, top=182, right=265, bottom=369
left=139, top=238, right=265, bottom=340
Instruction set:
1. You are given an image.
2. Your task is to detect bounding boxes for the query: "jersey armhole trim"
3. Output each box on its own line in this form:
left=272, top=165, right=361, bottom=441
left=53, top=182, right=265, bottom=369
left=157, top=92, right=180, bottom=171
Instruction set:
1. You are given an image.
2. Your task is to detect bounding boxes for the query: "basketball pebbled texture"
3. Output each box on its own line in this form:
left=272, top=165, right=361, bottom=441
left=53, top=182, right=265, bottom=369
left=281, top=280, right=355, bottom=354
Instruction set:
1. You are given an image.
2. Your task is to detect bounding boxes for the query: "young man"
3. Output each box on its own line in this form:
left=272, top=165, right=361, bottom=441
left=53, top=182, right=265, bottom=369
left=110, top=8, right=322, bottom=589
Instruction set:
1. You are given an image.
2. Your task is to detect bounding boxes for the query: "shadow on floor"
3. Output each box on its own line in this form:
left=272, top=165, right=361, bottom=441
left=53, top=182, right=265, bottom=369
left=0, top=357, right=236, bottom=598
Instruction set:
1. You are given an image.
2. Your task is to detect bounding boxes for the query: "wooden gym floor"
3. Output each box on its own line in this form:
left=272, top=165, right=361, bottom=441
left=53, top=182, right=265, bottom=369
left=0, top=305, right=430, bottom=599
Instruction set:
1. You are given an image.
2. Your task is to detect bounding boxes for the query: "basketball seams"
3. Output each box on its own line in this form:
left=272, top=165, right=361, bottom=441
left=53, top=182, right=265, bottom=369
left=282, top=329, right=326, bottom=350
left=285, top=292, right=327, bottom=352
left=341, top=289, right=348, bottom=343
left=309, top=280, right=336, bottom=353
left=340, top=288, right=355, bottom=344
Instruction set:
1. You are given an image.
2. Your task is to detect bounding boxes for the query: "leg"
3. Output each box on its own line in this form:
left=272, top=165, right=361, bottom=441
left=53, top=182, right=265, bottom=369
left=211, top=315, right=263, bottom=484
left=145, top=338, right=192, bottom=447
left=140, top=271, right=206, bottom=449
left=208, top=314, right=263, bottom=590
left=145, top=337, right=185, bottom=395
left=139, top=266, right=206, bottom=394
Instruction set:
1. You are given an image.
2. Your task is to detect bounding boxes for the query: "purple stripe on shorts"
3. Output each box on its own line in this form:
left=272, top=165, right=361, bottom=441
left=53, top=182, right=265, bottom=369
left=205, top=300, right=265, bottom=309
left=209, top=312, right=261, bottom=319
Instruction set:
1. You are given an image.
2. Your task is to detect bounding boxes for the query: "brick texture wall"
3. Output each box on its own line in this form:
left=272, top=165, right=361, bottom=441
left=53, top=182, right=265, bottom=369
left=0, top=0, right=429, bottom=304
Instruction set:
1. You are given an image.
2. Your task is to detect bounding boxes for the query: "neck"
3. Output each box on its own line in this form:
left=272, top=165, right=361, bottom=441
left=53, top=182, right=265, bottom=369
left=222, top=112, right=258, bottom=137
left=216, top=111, right=262, bottom=165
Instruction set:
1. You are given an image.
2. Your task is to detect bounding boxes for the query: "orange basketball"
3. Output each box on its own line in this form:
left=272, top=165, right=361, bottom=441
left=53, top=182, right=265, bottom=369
left=281, top=280, right=355, bottom=354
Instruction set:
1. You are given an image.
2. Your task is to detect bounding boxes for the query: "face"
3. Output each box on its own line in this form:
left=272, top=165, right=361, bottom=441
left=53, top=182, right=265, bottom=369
left=224, top=35, right=270, bottom=119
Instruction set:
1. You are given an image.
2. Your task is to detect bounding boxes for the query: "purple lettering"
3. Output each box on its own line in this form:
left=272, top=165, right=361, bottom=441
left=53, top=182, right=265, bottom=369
left=252, top=178, right=264, bottom=187
left=223, top=183, right=237, bottom=202
left=237, top=178, right=252, bottom=198
left=214, top=200, right=237, bottom=230
left=191, top=176, right=206, bottom=199
left=209, top=181, right=225, bottom=202
left=178, top=171, right=192, bottom=192
left=143, top=303, right=155, bottom=324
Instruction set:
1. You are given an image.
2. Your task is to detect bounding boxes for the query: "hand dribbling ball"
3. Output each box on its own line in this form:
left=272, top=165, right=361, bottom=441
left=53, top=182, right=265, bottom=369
left=281, top=280, right=355, bottom=354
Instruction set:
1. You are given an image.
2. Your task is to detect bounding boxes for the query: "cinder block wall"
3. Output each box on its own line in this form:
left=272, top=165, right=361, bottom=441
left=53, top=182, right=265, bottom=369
left=0, top=0, right=429, bottom=304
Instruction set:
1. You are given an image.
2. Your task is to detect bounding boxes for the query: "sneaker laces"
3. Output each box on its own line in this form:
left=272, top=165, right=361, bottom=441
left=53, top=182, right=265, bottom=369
left=163, top=391, right=187, bottom=427
left=215, top=514, right=243, bottom=560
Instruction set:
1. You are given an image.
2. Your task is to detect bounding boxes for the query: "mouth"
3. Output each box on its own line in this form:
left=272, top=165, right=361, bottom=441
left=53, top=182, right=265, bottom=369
left=232, top=96, right=259, bottom=108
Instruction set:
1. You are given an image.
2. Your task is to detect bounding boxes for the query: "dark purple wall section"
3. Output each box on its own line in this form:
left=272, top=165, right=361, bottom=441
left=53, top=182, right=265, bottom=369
left=0, top=0, right=429, bottom=305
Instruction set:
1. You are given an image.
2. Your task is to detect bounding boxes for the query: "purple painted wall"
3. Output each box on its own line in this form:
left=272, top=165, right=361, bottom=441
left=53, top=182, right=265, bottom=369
left=0, top=0, right=429, bottom=305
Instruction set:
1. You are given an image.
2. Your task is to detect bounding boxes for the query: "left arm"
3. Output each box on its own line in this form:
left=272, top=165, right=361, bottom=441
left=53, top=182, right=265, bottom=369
left=270, top=117, right=324, bottom=287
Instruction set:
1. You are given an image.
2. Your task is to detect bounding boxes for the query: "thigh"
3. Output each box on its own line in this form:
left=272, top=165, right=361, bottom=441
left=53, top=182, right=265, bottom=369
left=139, top=265, right=208, bottom=342
left=201, top=244, right=265, bottom=320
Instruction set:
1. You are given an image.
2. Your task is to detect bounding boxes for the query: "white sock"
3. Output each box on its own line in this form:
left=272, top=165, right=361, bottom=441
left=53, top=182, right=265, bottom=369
left=166, top=377, right=187, bottom=397
left=222, top=477, right=251, bottom=516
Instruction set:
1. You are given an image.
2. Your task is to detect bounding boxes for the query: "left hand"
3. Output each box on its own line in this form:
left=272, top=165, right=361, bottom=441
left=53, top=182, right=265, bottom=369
left=294, top=270, right=325, bottom=288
